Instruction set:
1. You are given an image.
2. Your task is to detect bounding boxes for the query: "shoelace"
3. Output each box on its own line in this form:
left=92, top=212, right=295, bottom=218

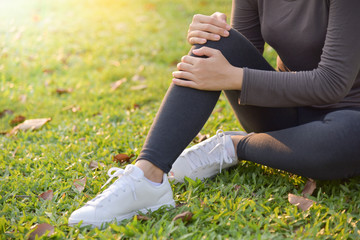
left=88, top=167, right=138, bottom=206
left=186, top=129, right=233, bottom=173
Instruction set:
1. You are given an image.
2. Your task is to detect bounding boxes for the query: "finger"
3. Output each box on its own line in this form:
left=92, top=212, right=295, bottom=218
left=188, top=37, right=207, bottom=45
left=192, top=47, right=219, bottom=57
left=172, top=78, right=198, bottom=89
left=189, top=23, right=229, bottom=37
left=177, top=62, right=193, bottom=71
left=181, top=55, right=197, bottom=65
left=193, top=14, right=230, bottom=30
left=211, top=12, right=228, bottom=24
left=172, top=71, right=195, bottom=80
left=188, top=29, right=221, bottom=40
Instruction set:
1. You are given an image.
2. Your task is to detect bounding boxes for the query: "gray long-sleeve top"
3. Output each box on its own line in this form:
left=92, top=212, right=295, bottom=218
left=232, top=0, right=360, bottom=108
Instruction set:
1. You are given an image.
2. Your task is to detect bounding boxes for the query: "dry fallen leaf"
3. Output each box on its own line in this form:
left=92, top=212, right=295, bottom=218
left=9, top=118, right=51, bottom=135
left=28, top=223, right=54, bottom=240
left=62, top=105, right=81, bottom=112
left=56, top=88, right=73, bottom=95
left=133, top=104, right=140, bottom=109
left=89, top=160, right=99, bottom=170
left=131, top=74, right=146, bottom=82
left=10, top=115, right=26, bottom=126
left=288, top=193, right=315, bottom=211
left=38, top=190, right=53, bottom=201
left=172, top=211, right=193, bottom=222
left=0, top=109, right=14, bottom=118
left=302, top=179, right=316, bottom=197
left=73, top=177, right=86, bottom=192
left=42, top=69, right=54, bottom=74
left=234, top=185, right=241, bottom=191
left=130, top=84, right=147, bottom=91
left=193, top=133, right=209, bottom=143
left=111, top=78, right=127, bottom=91
left=113, top=154, right=134, bottom=164
left=215, top=107, right=223, bottom=113
left=19, top=95, right=27, bottom=103
left=136, top=215, right=150, bottom=221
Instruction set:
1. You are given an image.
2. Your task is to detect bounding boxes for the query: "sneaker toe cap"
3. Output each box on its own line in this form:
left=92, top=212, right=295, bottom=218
left=68, top=205, right=97, bottom=226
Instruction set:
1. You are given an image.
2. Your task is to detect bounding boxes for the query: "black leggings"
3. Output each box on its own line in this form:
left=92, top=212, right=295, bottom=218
left=137, top=29, right=360, bottom=180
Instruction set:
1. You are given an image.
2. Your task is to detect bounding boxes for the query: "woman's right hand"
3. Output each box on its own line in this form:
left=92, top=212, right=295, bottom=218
left=187, top=12, right=231, bottom=45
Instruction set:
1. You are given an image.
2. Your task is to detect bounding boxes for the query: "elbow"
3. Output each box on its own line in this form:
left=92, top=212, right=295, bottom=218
left=317, top=81, right=349, bottom=105
left=312, top=67, right=352, bottom=105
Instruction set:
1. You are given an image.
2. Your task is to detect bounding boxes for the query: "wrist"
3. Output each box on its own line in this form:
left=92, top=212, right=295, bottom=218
left=227, top=66, right=243, bottom=90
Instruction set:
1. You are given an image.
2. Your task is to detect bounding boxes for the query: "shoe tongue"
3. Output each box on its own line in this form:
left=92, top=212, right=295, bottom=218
left=124, top=164, right=144, bottom=178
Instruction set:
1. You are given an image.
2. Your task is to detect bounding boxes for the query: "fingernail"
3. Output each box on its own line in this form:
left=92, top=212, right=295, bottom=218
left=226, top=24, right=231, bottom=30
left=215, top=35, right=220, bottom=40
left=224, top=30, right=229, bottom=36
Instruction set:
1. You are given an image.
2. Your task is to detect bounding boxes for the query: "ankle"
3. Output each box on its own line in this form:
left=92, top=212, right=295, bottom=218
left=135, top=160, right=164, bottom=183
left=230, top=135, right=245, bottom=158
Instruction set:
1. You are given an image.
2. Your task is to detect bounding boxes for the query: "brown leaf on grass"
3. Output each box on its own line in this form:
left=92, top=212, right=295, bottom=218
left=0, top=109, right=14, bottom=118
left=131, top=74, right=146, bottom=82
left=172, top=211, right=193, bottom=222
left=111, top=78, right=127, bottom=91
left=130, top=84, right=147, bottom=91
left=19, top=95, right=27, bottom=103
left=38, top=190, right=53, bottom=201
left=133, top=104, right=140, bottom=109
left=89, top=160, right=99, bottom=170
left=10, top=115, right=26, bottom=126
left=215, top=107, right=223, bottom=113
left=42, top=69, right=54, bottom=74
left=62, top=105, right=80, bottom=112
left=301, top=179, right=316, bottom=197
left=9, top=118, right=51, bottom=136
left=16, top=118, right=51, bottom=130
left=234, top=185, right=241, bottom=191
left=72, top=125, right=77, bottom=132
left=193, top=133, right=209, bottom=143
left=56, top=88, right=73, bottom=95
left=136, top=215, right=150, bottom=221
left=288, top=193, right=315, bottom=211
left=113, top=154, right=135, bottom=164
left=73, top=177, right=86, bottom=192
left=28, top=223, right=54, bottom=240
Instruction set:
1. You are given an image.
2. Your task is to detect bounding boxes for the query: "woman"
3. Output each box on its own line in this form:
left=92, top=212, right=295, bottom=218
left=69, top=0, right=360, bottom=228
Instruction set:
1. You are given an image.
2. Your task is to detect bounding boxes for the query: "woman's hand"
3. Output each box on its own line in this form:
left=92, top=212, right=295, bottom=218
left=187, top=12, right=231, bottom=45
left=172, top=47, right=243, bottom=91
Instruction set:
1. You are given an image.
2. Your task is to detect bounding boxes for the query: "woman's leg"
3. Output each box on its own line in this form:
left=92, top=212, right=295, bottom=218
left=137, top=29, right=276, bottom=174
left=237, top=108, right=360, bottom=180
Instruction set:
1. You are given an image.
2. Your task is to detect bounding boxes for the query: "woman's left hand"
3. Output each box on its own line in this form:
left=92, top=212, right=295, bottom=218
left=172, top=47, right=243, bottom=91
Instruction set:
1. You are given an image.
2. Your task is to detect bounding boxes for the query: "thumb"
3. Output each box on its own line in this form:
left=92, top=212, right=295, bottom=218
left=192, top=47, right=218, bottom=57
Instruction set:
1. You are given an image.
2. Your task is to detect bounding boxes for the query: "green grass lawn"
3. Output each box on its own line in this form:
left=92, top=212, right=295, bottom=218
left=1, top=0, right=360, bottom=239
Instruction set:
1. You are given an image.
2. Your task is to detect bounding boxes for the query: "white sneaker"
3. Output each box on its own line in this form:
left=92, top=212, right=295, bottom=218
left=68, top=164, right=175, bottom=228
left=168, top=130, right=247, bottom=183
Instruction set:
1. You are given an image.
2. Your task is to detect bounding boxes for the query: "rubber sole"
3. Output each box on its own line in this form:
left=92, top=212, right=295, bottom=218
left=68, top=200, right=176, bottom=228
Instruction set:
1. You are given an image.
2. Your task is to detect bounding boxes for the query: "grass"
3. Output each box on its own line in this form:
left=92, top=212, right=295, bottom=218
left=1, top=0, right=360, bottom=239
